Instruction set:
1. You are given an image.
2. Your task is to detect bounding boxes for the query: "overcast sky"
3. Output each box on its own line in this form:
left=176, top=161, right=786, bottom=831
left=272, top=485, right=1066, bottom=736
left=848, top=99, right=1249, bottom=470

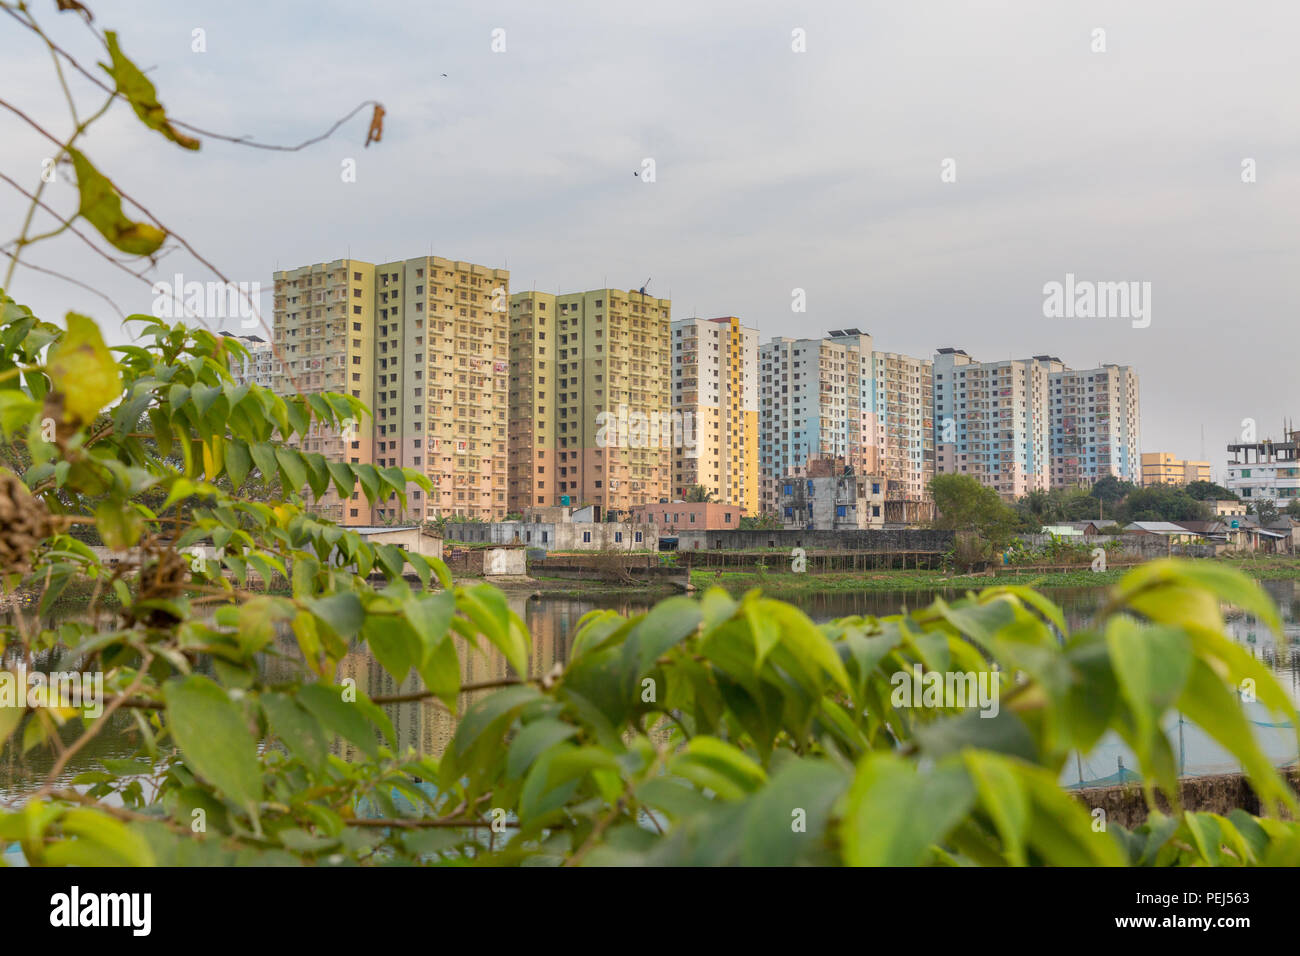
left=3, top=0, right=1298, bottom=480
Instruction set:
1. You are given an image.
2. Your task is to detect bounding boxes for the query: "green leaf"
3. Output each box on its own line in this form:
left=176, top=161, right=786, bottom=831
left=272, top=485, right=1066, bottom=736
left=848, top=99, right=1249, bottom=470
left=668, top=737, right=767, bottom=801
left=1177, top=658, right=1296, bottom=814
left=100, top=31, right=200, bottom=149
left=297, top=683, right=380, bottom=759
left=452, top=684, right=540, bottom=759
left=0, top=704, right=23, bottom=749
left=739, top=758, right=848, bottom=865
left=325, top=460, right=355, bottom=498
left=629, top=595, right=701, bottom=674
left=47, top=312, right=122, bottom=424
left=45, top=808, right=156, bottom=867
left=406, top=591, right=455, bottom=665
left=274, top=446, right=307, bottom=495
left=1105, top=618, right=1192, bottom=791
left=963, top=751, right=1030, bottom=866
left=69, top=149, right=166, bottom=255
left=759, top=600, right=851, bottom=694
left=506, top=718, right=579, bottom=780
left=94, top=501, right=143, bottom=550
left=415, top=632, right=460, bottom=714
left=458, top=584, right=529, bottom=677
left=224, top=439, right=251, bottom=490
left=304, top=591, right=364, bottom=639
left=361, top=615, right=420, bottom=684
left=162, top=675, right=262, bottom=812
left=353, top=463, right=381, bottom=505
left=260, top=692, right=328, bottom=773
left=302, top=452, right=331, bottom=499
left=838, top=753, right=974, bottom=866
left=250, top=442, right=278, bottom=484
left=1115, top=559, right=1283, bottom=635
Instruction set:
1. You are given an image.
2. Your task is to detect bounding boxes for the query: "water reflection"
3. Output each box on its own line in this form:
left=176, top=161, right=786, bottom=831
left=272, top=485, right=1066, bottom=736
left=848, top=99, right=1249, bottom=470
left=5, top=582, right=1300, bottom=799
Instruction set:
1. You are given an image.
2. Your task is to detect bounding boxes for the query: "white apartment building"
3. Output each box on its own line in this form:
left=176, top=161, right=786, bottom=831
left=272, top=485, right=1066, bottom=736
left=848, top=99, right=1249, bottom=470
left=670, top=316, right=759, bottom=513
left=933, top=348, right=1051, bottom=499
left=224, top=333, right=280, bottom=389
left=1225, top=435, right=1300, bottom=506
left=1030, top=358, right=1141, bottom=488
left=758, top=330, right=933, bottom=522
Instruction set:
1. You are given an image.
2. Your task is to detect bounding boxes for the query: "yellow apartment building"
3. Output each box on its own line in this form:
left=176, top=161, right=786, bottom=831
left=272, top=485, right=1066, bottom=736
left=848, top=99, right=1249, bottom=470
left=273, top=259, right=376, bottom=523
left=670, top=316, right=759, bottom=513
left=508, top=288, right=671, bottom=517
left=274, top=255, right=510, bottom=524
left=1142, top=452, right=1211, bottom=486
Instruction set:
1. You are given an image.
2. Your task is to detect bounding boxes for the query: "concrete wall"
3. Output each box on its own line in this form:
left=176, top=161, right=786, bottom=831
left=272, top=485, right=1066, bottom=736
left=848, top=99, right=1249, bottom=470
left=1075, top=769, right=1300, bottom=829
left=1016, top=533, right=1216, bottom=559
left=357, top=528, right=443, bottom=560
left=675, top=529, right=955, bottom=552
left=446, top=521, right=656, bottom=551
left=482, top=547, right=526, bottom=576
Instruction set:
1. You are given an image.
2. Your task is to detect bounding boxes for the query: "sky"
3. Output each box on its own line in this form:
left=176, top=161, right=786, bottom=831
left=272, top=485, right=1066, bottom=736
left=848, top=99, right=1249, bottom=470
left=2, top=0, right=1298, bottom=481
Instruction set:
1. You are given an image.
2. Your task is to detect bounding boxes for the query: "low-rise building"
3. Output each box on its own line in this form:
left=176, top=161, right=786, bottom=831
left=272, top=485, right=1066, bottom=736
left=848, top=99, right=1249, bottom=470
left=326, top=526, right=443, bottom=575
left=627, top=501, right=743, bottom=534
left=445, top=506, right=655, bottom=552
left=1208, top=499, right=1247, bottom=517
left=222, top=333, right=280, bottom=388
left=1225, top=434, right=1300, bottom=506
left=1043, top=520, right=1120, bottom=536
left=1123, top=521, right=1197, bottom=544
left=777, top=473, right=886, bottom=531
left=1141, top=452, right=1211, bottom=486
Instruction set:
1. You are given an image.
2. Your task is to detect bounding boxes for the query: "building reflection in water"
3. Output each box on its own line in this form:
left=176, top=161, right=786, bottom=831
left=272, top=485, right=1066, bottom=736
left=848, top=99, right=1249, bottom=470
left=6, top=582, right=1300, bottom=791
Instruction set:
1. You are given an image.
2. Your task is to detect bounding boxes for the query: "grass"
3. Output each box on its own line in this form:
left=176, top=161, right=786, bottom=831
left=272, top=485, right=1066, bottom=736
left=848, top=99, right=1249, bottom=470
left=688, top=555, right=1300, bottom=594
left=27, top=553, right=1300, bottom=613
left=1218, top=553, right=1300, bottom=580
left=688, top=566, right=1130, bottom=594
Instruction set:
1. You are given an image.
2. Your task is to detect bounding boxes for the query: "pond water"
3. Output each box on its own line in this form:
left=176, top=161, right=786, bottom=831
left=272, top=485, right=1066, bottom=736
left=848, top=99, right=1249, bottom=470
left=3, top=580, right=1299, bottom=802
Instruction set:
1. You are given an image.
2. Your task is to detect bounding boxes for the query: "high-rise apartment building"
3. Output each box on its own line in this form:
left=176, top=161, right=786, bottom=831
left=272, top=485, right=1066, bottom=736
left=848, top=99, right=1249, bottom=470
left=508, top=288, right=671, bottom=517
left=223, top=333, right=281, bottom=390
left=272, top=259, right=376, bottom=523
left=670, top=316, right=759, bottom=513
left=933, top=348, right=1051, bottom=499
left=372, top=256, right=511, bottom=522
left=1031, top=358, right=1141, bottom=488
left=273, top=255, right=510, bottom=525
left=758, top=330, right=933, bottom=522
left=1141, top=452, right=1211, bottom=487
left=869, top=346, right=935, bottom=520
left=759, top=332, right=877, bottom=514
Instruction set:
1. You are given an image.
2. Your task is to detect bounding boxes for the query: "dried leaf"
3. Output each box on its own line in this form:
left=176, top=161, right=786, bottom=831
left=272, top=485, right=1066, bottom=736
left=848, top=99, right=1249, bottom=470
left=364, top=104, right=385, bottom=147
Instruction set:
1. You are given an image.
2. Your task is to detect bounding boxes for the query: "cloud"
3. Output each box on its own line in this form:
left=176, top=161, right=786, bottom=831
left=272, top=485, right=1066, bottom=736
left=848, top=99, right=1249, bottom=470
left=1, top=0, right=1298, bottom=476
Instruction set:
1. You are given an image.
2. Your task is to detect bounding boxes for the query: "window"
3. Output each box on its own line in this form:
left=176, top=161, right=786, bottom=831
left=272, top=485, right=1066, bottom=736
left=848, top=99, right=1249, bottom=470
left=582, top=531, right=591, bottom=543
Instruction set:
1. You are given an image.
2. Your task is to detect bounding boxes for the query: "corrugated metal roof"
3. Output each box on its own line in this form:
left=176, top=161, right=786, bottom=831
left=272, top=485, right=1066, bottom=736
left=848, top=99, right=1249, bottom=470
left=340, top=526, right=420, bottom=534
left=1125, top=521, right=1189, bottom=533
